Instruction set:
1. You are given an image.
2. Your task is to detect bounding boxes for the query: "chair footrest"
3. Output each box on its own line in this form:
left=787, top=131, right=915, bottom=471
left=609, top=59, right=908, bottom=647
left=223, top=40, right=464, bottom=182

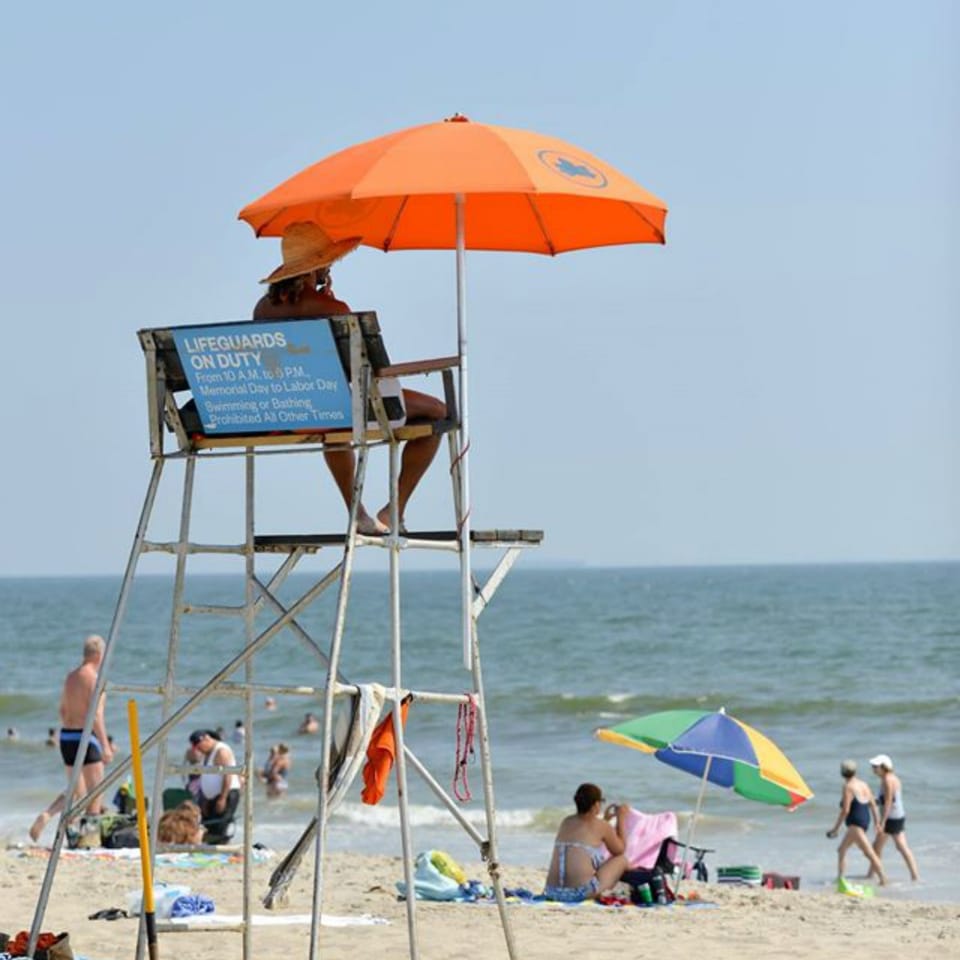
left=254, top=529, right=544, bottom=551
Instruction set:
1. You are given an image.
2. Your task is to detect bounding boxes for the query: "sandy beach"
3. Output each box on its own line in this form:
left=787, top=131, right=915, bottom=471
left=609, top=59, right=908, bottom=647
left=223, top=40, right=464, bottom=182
left=3, top=848, right=956, bottom=960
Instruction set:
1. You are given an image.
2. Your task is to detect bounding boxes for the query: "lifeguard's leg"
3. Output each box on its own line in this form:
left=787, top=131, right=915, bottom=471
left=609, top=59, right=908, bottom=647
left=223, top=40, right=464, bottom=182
left=377, top=390, right=446, bottom=529
left=323, top=449, right=384, bottom=532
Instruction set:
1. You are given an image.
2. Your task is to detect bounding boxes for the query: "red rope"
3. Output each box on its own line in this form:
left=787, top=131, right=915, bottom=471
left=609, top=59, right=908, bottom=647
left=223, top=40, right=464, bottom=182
left=453, top=695, right=477, bottom=801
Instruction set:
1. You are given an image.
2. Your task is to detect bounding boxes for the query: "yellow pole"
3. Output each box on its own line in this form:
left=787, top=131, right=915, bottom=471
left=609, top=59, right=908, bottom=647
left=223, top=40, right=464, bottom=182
left=128, top=699, right=159, bottom=960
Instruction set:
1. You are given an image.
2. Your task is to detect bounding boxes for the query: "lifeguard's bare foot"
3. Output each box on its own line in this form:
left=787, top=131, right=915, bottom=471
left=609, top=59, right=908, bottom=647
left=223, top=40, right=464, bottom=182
left=376, top=508, right=407, bottom=535
left=29, top=812, right=50, bottom=842
left=356, top=512, right=388, bottom=535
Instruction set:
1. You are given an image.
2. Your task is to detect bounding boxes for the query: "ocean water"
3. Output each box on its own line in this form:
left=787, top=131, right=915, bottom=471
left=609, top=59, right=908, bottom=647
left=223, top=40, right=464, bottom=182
left=1, top=563, right=957, bottom=904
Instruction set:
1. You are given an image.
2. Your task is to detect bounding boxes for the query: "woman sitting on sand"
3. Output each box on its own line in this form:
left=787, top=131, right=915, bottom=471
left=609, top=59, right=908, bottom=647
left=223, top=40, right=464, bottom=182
left=544, top=783, right=629, bottom=902
left=826, top=759, right=887, bottom=885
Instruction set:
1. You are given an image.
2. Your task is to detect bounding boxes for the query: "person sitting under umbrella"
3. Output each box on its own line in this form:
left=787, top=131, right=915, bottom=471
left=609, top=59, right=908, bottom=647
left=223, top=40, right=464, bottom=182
left=253, top=222, right=446, bottom=535
left=544, top=783, right=629, bottom=902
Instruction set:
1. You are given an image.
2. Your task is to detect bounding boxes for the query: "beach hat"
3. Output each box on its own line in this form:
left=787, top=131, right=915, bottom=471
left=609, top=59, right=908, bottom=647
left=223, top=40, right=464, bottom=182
left=869, top=753, right=893, bottom=770
left=260, top=222, right=362, bottom=284
left=840, top=759, right=857, bottom=775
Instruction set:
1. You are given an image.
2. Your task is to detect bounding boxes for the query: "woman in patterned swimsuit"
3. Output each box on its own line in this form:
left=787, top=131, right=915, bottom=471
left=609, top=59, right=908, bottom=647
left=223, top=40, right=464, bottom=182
left=544, top=783, right=629, bottom=902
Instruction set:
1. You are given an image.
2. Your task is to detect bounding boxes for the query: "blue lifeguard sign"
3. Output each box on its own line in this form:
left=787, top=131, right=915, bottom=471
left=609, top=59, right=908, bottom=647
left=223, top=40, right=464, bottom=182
left=171, top=320, right=351, bottom=434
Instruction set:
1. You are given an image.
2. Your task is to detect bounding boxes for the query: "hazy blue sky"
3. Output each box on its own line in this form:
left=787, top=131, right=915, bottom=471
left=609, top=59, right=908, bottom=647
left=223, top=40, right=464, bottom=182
left=1, top=1, right=957, bottom=576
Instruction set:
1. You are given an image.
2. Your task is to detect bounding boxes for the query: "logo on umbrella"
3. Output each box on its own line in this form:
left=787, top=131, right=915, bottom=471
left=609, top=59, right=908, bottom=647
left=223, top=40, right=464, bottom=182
left=537, top=150, right=609, bottom=189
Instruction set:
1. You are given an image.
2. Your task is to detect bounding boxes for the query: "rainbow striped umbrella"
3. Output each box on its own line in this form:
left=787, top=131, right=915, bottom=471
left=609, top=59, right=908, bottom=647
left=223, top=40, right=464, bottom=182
left=597, top=708, right=812, bottom=888
left=596, top=708, right=813, bottom=810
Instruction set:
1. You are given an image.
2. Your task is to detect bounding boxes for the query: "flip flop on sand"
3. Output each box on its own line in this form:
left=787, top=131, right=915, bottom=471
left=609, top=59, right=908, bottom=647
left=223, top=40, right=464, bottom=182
left=88, top=908, right=129, bottom=921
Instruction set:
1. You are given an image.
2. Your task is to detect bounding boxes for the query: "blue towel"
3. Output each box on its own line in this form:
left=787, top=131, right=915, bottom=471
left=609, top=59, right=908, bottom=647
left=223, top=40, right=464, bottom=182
left=170, top=893, right=216, bottom=917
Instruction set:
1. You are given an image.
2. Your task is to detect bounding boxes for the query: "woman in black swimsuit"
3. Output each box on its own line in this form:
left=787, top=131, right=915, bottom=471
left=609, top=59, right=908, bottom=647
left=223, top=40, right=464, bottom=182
left=826, top=759, right=887, bottom=885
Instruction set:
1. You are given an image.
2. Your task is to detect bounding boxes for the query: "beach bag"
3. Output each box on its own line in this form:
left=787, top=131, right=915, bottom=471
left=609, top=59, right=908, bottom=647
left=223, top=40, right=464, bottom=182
left=126, top=883, right=193, bottom=919
left=103, top=824, right=140, bottom=849
left=101, top=813, right=140, bottom=848
left=37, top=932, right=73, bottom=960
left=66, top=816, right=102, bottom=850
left=395, top=850, right=464, bottom=901
left=3, top=931, right=72, bottom=959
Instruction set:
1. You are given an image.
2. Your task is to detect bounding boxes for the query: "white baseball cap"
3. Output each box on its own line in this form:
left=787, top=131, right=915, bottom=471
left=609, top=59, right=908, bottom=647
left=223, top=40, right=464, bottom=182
left=869, top=753, right=893, bottom=769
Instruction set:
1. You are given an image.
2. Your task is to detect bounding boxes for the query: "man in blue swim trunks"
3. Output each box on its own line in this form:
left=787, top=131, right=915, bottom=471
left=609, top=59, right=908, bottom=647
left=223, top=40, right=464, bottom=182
left=30, top=635, right=114, bottom=842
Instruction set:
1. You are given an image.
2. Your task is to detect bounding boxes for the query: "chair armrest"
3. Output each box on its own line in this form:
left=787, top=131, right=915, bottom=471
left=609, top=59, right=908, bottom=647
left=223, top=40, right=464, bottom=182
left=674, top=842, right=714, bottom=855
left=377, top=355, right=459, bottom=377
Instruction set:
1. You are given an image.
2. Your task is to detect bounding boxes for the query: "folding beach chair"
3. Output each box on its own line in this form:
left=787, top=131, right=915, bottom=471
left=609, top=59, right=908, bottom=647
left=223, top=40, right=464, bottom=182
left=162, top=787, right=194, bottom=810
left=619, top=808, right=713, bottom=902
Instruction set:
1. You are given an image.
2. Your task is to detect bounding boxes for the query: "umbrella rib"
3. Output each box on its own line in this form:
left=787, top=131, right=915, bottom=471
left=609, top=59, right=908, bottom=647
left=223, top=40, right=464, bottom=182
left=524, top=196, right=556, bottom=256
left=254, top=208, right=287, bottom=238
left=627, top=203, right=666, bottom=244
left=382, top=196, right=409, bottom=253
left=670, top=747, right=759, bottom=766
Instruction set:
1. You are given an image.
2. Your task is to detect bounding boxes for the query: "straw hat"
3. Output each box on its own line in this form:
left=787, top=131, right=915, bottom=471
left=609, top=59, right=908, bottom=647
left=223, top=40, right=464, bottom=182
left=260, top=222, right=362, bottom=284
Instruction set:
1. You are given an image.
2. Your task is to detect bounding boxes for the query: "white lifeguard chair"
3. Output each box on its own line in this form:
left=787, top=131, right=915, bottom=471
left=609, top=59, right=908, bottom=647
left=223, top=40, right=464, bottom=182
left=28, top=312, right=541, bottom=960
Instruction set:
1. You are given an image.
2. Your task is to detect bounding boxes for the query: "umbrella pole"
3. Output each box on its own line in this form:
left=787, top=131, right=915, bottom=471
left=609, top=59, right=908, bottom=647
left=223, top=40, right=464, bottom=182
left=677, top=756, right=712, bottom=896
left=455, top=192, right=473, bottom=670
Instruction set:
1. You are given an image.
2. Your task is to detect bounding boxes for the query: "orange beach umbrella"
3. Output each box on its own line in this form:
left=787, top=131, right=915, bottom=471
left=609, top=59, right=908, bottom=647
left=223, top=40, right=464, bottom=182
left=238, top=114, right=667, bottom=254
left=238, top=115, right=667, bottom=666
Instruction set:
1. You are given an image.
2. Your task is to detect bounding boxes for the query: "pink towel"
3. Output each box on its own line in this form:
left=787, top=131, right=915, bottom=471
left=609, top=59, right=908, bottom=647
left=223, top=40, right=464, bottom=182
left=620, top=808, right=678, bottom=869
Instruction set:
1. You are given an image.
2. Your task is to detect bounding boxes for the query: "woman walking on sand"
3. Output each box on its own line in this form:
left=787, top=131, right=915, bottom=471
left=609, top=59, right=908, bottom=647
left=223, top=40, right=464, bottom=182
left=826, top=759, right=887, bottom=885
left=867, top=753, right=919, bottom=881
